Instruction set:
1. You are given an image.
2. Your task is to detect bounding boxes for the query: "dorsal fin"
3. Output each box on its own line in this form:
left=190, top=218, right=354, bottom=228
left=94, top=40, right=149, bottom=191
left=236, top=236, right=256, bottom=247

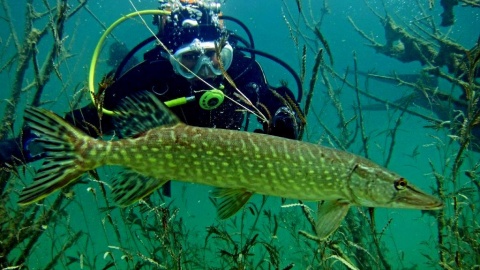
left=113, top=92, right=181, bottom=137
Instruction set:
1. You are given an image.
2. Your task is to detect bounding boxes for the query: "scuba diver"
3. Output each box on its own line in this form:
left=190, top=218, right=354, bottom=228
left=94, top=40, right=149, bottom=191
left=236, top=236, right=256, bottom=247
left=0, top=0, right=304, bottom=195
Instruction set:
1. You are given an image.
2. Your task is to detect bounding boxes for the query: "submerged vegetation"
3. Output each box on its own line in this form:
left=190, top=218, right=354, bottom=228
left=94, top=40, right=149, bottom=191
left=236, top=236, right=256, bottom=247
left=1, top=0, right=479, bottom=269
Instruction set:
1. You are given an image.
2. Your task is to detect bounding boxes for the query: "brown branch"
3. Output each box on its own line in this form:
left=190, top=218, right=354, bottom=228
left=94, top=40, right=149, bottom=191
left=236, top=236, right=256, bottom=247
left=0, top=1, right=37, bottom=139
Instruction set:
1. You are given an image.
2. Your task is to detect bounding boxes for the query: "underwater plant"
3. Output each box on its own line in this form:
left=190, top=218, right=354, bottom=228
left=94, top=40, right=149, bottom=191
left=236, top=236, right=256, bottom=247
left=1, top=0, right=478, bottom=269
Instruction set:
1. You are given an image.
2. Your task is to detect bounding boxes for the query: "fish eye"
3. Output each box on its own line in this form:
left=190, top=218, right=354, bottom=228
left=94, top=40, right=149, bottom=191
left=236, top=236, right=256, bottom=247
left=394, top=178, right=408, bottom=190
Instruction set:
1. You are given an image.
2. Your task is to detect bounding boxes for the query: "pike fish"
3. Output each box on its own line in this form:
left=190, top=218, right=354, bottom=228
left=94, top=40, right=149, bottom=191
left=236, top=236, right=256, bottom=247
left=19, top=92, right=443, bottom=239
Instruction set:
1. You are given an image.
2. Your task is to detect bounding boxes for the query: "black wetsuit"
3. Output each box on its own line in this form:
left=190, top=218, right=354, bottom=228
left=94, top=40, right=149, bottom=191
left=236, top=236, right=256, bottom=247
left=1, top=46, right=302, bottom=167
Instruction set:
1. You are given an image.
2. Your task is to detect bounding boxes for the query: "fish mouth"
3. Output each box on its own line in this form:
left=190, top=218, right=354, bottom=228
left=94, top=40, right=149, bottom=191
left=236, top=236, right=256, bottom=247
left=396, top=187, right=444, bottom=210
left=417, top=197, right=443, bottom=210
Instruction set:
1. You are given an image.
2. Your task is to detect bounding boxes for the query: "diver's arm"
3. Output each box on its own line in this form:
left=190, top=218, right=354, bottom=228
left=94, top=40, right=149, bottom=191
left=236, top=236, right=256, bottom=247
left=260, top=85, right=302, bottom=140
left=0, top=104, right=97, bottom=167
left=0, top=57, right=171, bottom=167
left=0, top=133, right=34, bottom=167
left=232, top=55, right=302, bottom=139
left=0, top=62, right=137, bottom=168
left=0, top=104, right=114, bottom=168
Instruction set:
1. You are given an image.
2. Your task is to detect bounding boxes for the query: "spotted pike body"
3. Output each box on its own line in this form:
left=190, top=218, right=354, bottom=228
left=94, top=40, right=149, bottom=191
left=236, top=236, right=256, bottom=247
left=90, top=125, right=401, bottom=203
left=95, top=125, right=373, bottom=201
left=19, top=92, right=443, bottom=239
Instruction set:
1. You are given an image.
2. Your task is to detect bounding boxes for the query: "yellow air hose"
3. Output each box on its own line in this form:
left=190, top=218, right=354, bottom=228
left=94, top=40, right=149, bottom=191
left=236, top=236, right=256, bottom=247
left=89, top=10, right=171, bottom=115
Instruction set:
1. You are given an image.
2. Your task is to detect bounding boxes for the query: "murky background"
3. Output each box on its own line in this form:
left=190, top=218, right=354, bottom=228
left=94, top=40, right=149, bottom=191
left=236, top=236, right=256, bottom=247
left=1, top=0, right=479, bottom=269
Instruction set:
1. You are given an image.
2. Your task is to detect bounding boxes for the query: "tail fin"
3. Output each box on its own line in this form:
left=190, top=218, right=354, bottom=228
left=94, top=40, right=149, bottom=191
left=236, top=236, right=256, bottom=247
left=18, top=107, right=92, bottom=206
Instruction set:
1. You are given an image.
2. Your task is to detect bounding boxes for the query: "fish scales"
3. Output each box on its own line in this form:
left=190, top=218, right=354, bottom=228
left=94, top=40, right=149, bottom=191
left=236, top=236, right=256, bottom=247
left=96, top=124, right=363, bottom=202
left=18, top=92, right=442, bottom=239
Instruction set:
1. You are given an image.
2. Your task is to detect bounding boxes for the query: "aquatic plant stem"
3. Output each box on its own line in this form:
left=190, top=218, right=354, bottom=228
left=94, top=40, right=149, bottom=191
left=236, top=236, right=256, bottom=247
left=31, top=0, right=70, bottom=107
left=13, top=194, right=69, bottom=266
left=42, top=231, right=83, bottom=270
left=0, top=0, right=34, bottom=139
left=303, top=48, right=323, bottom=118
left=383, top=101, right=409, bottom=168
left=352, top=52, right=369, bottom=159
left=429, top=160, right=447, bottom=266
left=1, top=1, right=87, bottom=268
left=322, top=68, right=354, bottom=148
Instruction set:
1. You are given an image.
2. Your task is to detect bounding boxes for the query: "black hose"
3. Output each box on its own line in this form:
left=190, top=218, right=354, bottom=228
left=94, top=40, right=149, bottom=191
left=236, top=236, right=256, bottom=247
left=113, top=16, right=302, bottom=103
left=237, top=47, right=303, bottom=103
left=114, top=35, right=157, bottom=79
left=220, top=15, right=255, bottom=49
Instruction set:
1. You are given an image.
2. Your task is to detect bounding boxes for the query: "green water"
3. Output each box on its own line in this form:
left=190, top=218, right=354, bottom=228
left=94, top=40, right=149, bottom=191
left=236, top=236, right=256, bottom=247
left=1, top=0, right=479, bottom=269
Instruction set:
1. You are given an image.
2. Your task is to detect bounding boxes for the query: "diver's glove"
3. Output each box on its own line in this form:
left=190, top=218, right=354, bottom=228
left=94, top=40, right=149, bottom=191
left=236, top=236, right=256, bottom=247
left=270, top=107, right=299, bottom=139
left=0, top=129, right=44, bottom=168
left=0, top=138, right=24, bottom=168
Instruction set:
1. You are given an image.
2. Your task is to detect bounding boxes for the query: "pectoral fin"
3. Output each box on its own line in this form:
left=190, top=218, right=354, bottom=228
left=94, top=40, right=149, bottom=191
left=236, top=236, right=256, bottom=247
left=316, top=200, right=350, bottom=240
left=210, top=188, right=253, bottom=219
left=111, top=171, right=169, bottom=207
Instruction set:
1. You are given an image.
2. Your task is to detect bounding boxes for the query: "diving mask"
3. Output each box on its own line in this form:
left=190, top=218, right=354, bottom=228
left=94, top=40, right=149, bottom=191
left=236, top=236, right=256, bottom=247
left=170, top=38, right=233, bottom=79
